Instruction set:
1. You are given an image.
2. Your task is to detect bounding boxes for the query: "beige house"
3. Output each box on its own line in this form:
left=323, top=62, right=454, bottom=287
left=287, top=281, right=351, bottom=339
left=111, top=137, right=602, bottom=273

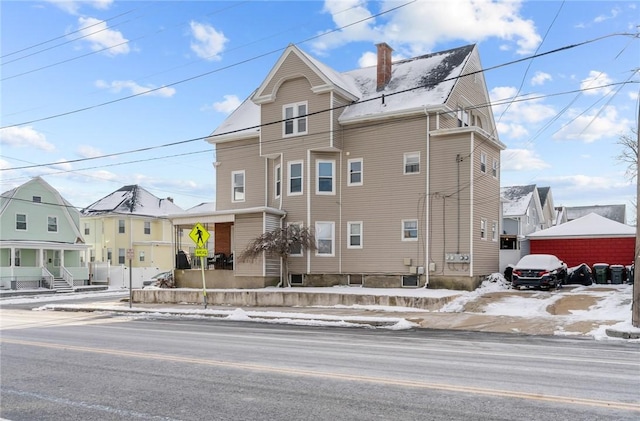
left=80, top=185, right=186, bottom=279
left=205, top=43, right=505, bottom=290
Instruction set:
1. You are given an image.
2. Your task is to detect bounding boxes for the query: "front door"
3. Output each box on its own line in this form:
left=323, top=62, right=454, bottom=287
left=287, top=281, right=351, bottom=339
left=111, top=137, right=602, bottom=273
left=45, top=250, right=61, bottom=277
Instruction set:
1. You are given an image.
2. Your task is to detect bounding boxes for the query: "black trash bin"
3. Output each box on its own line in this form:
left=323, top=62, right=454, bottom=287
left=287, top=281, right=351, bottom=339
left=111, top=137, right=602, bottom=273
left=610, top=265, right=624, bottom=284
left=593, top=263, right=609, bottom=284
left=627, top=264, right=635, bottom=284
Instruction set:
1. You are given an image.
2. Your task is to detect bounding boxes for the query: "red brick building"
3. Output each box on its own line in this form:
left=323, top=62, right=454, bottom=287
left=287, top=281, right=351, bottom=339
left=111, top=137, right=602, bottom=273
left=527, top=213, right=635, bottom=268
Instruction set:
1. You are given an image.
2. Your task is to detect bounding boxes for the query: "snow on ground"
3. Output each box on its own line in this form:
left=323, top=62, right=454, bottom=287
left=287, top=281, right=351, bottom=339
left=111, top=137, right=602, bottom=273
left=2, top=277, right=639, bottom=340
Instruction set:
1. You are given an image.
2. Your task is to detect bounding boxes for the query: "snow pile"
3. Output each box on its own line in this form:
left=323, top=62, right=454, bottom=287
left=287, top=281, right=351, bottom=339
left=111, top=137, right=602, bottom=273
left=439, top=275, right=510, bottom=313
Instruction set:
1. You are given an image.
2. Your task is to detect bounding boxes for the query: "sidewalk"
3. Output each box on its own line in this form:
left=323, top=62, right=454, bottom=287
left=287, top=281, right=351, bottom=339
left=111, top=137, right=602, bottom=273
left=25, top=284, right=639, bottom=340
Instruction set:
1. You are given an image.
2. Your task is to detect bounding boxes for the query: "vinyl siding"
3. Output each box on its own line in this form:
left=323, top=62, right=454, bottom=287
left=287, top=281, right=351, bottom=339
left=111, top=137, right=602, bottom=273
left=215, top=138, right=263, bottom=210
left=234, top=213, right=264, bottom=276
left=262, top=51, right=325, bottom=96
left=260, top=77, right=333, bottom=157
left=338, top=117, right=429, bottom=274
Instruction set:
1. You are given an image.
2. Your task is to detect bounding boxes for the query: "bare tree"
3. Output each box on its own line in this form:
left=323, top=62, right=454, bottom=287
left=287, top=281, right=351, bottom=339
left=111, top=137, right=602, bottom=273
left=239, top=225, right=316, bottom=287
left=616, top=128, right=638, bottom=181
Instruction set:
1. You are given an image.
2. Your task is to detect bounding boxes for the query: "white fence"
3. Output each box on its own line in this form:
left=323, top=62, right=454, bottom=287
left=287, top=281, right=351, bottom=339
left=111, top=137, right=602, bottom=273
left=90, top=262, right=163, bottom=289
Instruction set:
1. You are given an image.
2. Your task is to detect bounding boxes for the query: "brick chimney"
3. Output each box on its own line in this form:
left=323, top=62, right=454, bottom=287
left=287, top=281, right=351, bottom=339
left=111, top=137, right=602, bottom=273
left=376, top=42, right=393, bottom=91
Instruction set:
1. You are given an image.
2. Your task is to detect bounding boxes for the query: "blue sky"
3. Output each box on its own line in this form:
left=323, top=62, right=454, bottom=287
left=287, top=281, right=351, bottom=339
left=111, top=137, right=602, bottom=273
left=1, top=0, right=638, bottom=222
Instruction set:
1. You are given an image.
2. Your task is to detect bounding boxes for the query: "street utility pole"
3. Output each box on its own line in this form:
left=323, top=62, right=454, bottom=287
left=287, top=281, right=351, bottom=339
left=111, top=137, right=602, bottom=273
left=633, top=95, right=639, bottom=328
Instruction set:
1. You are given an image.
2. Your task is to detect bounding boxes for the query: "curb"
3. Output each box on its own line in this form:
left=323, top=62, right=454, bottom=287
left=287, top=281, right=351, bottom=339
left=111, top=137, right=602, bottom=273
left=605, top=328, right=640, bottom=340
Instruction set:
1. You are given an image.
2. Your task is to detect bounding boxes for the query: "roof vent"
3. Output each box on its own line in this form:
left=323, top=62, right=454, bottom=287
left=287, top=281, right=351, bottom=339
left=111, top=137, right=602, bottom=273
left=376, top=42, right=393, bottom=91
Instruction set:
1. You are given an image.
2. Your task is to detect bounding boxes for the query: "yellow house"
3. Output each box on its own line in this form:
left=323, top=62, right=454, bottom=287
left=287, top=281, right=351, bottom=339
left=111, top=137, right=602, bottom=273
left=80, top=185, right=185, bottom=272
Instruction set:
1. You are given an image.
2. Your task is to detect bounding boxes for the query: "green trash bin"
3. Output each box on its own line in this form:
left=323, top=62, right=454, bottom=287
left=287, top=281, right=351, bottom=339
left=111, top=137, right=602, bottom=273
left=610, top=265, right=624, bottom=284
left=593, top=264, right=609, bottom=284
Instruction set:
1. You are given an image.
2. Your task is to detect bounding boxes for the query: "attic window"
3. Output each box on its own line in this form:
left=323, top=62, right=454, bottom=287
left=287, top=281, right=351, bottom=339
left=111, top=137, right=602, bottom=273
left=32, top=196, right=41, bottom=203
left=283, top=102, right=308, bottom=136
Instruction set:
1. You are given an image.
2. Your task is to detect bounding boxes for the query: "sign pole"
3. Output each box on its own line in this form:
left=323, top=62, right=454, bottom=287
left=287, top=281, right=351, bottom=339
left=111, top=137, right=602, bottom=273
left=128, top=258, right=132, bottom=309
left=189, top=223, right=211, bottom=310
left=201, top=256, right=207, bottom=309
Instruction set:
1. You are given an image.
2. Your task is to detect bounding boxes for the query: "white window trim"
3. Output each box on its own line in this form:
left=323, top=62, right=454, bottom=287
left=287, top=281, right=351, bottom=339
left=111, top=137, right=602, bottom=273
left=315, top=221, right=335, bottom=257
left=144, top=221, right=151, bottom=235
left=288, top=222, right=304, bottom=257
left=274, top=164, right=281, bottom=199
left=402, top=219, right=418, bottom=241
left=404, top=152, right=420, bottom=175
left=347, top=158, right=363, bottom=186
left=118, top=219, right=125, bottom=234
left=491, top=221, right=498, bottom=242
left=316, top=159, right=335, bottom=195
left=16, top=213, right=27, bottom=231
left=480, top=152, right=487, bottom=174
left=282, top=101, right=308, bottom=137
left=47, top=215, right=58, bottom=233
left=492, top=158, right=498, bottom=178
left=231, top=170, right=245, bottom=203
left=347, top=221, right=363, bottom=249
left=288, top=161, right=303, bottom=196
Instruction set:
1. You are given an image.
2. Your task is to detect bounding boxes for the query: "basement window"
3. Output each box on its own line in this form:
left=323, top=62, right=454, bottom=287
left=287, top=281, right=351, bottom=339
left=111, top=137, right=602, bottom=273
left=290, top=274, right=304, bottom=285
left=402, top=275, right=418, bottom=287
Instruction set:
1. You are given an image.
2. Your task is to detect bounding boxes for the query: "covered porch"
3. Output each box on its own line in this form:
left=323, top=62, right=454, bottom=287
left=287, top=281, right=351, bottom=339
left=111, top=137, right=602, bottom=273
left=0, top=240, right=90, bottom=290
left=169, top=207, right=286, bottom=288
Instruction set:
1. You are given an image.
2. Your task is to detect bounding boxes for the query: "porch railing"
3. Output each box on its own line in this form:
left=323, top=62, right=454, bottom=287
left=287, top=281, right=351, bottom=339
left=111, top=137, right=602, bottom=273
left=60, top=267, right=75, bottom=288
left=41, top=268, right=54, bottom=289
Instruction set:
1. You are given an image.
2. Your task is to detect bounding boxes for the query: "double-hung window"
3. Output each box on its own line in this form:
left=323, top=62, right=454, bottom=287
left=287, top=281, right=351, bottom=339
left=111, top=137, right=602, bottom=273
left=316, top=160, right=335, bottom=194
left=118, top=219, right=125, bottom=234
left=404, top=152, right=420, bottom=174
left=144, top=221, right=151, bottom=235
left=480, top=152, right=487, bottom=173
left=47, top=216, right=58, bottom=232
left=274, top=164, right=281, bottom=198
left=315, top=222, right=335, bottom=256
left=288, top=161, right=303, bottom=195
left=118, top=248, right=125, bottom=264
left=283, top=102, right=308, bottom=136
left=458, top=108, right=470, bottom=127
left=232, top=170, right=245, bottom=202
left=491, top=221, right=498, bottom=242
left=288, top=222, right=303, bottom=256
left=402, top=220, right=418, bottom=241
left=492, top=158, right=498, bottom=178
left=348, top=158, right=363, bottom=186
left=16, top=214, right=27, bottom=231
left=347, top=221, right=363, bottom=249
left=84, top=223, right=90, bottom=235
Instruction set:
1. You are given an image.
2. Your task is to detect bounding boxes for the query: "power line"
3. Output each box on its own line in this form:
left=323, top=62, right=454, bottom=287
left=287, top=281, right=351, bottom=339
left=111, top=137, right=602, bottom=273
left=0, top=0, right=417, bottom=129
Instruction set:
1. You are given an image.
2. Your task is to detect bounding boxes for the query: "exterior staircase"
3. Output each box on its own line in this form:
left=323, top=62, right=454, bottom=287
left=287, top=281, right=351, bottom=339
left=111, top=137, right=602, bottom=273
left=53, top=278, right=74, bottom=293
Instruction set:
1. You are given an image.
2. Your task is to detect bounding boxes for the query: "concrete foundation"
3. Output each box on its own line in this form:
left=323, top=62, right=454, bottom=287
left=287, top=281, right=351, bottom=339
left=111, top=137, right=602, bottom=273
left=132, top=288, right=458, bottom=311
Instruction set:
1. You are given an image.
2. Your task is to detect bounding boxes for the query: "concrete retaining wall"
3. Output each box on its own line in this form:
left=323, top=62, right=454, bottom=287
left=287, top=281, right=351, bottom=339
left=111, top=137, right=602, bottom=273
left=133, top=289, right=459, bottom=311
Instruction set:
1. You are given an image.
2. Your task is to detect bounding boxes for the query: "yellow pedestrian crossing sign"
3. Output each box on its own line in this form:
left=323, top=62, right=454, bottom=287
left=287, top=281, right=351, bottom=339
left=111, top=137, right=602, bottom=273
left=189, top=223, right=210, bottom=247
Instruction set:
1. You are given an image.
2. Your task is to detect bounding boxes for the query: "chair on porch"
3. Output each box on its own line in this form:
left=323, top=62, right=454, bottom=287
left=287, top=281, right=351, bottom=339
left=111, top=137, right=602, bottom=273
left=211, top=253, right=226, bottom=269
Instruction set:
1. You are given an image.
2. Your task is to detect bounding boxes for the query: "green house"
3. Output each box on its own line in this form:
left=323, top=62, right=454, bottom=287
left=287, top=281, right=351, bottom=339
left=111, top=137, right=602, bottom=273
left=0, top=177, right=90, bottom=291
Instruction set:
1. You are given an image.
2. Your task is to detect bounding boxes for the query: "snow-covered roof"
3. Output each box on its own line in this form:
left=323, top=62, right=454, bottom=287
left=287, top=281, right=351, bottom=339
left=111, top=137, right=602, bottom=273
left=339, top=45, right=474, bottom=122
left=501, top=185, right=536, bottom=216
left=566, top=204, right=625, bottom=224
left=210, top=44, right=476, bottom=140
left=528, top=213, right=635, bottom=238
left=81, top=185, right=183, bottom=217
left=185, top=202, right=216, bottom=214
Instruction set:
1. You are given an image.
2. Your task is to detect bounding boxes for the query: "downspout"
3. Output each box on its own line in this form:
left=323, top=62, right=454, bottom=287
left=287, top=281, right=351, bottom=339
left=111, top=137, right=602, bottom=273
left=424, top=108, right=430, bottom=288
left=469, top=132, right=475, bottom=277
left=278, top=153, right=285, bottom=286
left=307, top=149, right=311, bottom=274
left=338, top=151, right=342, bottom=274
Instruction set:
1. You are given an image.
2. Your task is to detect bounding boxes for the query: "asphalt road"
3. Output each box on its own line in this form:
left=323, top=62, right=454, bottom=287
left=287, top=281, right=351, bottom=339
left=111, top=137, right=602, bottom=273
left=1, top=308, right=639, bottom=421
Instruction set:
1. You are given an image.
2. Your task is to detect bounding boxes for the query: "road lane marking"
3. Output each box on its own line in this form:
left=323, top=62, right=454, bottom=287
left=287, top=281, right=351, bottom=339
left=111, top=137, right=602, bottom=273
left=3, top=338, right=639, bottom=412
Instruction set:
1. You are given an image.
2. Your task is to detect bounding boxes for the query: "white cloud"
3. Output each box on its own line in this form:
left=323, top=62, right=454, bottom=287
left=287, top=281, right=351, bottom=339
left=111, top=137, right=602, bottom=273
left=189, top=21, right=228, bottom=61
left=46, top=0, right=113, bottom=15
left=76, top=16, right=129, bottom=56
left=0, top=126, right=55, bottom=152
left=594, top=8, right=620, bottom=23
left=490, top=86, right=556, bottom=139
left=95, top=80, right=176, bottom=97
left=553, top=106, right=631, bottom=143
left=313, top=0, right=541, bottom=56
left=208, top=95, right=242, bottom=114
left=77, top=145, right=104, bottom=158
left=500, top=149, right=550, bottom=171
left=531, top=71, right=552, bottom=86
left=540, top=174, right=630, bottom=191
left=580, top=71, right=614, bottom=96
left=357, top=51, right=404, bottom=68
